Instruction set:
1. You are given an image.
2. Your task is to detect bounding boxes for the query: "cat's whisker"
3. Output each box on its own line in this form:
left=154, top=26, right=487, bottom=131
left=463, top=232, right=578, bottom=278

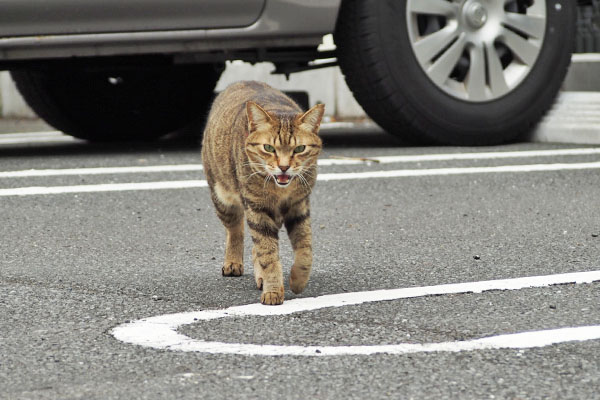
left=298, top=174, right=306, bottom=188
left=302, top=165, right=318, bottom=175
left=297, top=173, right=311, bottom=194
left=263, top=174, right=274, bottom=189
left=299, top=169, right=316, bottom=180
left=242, top=170, right=264, bottom=180
left=239, top=163, right=264, bottom=173
left=236, top=162, right=264, bottom=177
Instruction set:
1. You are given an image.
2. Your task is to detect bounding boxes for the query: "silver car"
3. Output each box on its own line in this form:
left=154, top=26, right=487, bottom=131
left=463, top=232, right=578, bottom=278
left=1, top=0, right=583, bottom=145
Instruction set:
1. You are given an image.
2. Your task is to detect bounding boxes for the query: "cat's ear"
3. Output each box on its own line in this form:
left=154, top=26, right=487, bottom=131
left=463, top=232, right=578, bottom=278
left=246, top=101, right=273, bottom=134
left=297, top=103, right=325, bottom=134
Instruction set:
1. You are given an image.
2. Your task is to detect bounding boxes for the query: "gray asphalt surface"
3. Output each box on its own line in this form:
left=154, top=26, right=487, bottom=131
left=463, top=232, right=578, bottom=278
left=1, top=123, right=599, bottom=400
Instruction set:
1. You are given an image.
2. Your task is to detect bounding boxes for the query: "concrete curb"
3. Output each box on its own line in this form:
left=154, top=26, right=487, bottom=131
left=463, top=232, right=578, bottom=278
left=0, top=71, right=36, bottom=118
left=531, top=92, right=600, bottom=145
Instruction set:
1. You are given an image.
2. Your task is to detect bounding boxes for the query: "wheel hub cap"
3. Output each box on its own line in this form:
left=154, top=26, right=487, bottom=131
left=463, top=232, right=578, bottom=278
left=406, top=0, right=547, bottom=102
left=465, top=2, right=488, bottom=29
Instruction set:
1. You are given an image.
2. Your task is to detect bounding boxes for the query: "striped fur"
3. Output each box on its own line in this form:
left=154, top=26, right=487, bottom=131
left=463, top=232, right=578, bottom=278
left=201, top=81, right=324, bottom=305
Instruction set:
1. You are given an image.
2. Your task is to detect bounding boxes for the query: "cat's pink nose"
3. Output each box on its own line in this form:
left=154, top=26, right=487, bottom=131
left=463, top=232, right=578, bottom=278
left=279, top=165, right=290, bottom=173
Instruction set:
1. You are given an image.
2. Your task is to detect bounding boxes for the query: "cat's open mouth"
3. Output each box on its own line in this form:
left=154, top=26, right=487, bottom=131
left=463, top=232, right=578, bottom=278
left=274, top=174, right=291, bottom=187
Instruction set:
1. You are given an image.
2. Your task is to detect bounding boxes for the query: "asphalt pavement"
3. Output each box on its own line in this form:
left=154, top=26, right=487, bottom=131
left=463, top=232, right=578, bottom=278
left=1, top=122, right=599, bottom=400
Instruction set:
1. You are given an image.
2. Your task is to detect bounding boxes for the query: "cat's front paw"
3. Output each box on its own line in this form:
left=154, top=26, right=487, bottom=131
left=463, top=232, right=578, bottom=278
left=222, top=262, right=244, bottom=277
left=260, top=287, right=284, bottom=305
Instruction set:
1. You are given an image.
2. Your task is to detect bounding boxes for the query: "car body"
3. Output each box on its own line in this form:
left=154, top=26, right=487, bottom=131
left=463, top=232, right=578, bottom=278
left=0, top=0, right=340, bottom=66
left=0, top=0, right=590, bottom=145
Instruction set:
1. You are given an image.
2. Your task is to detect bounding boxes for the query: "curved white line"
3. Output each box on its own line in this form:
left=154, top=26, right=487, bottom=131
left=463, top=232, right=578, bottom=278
left=112, top=270, right=600, bottom=356
left=117, top=326, right=600, bottom=356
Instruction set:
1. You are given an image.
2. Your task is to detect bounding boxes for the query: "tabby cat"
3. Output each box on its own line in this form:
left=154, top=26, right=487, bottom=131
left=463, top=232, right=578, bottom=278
left=201, top=81, right=325, bottom=305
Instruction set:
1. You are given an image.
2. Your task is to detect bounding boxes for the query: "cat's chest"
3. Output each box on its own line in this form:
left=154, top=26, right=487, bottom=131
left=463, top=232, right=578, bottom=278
left=242, top=185, right=301, bottom=222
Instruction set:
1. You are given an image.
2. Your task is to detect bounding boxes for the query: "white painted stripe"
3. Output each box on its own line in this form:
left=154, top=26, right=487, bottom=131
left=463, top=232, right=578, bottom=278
left=0, top=180, right=208, bottom=196
left=2, top=161, right=600, bottom=196
left=318, top=148, right=600, bottom=166
left=320, top=122, right=358, bottom=129
left=317, top=161, right=600, bottom=181
left=3, top=147, right=598, bottom=178
left=0, top=130, right=62, bottom=139
left=0, top=135, right=78, bottom=145
left=125, top=326, right=600, bottom=356
left=572, top=53, right=600, bottom=63
left=0, top=164, right=204, bottom=178
left=111, top=270, right=600, bottom=356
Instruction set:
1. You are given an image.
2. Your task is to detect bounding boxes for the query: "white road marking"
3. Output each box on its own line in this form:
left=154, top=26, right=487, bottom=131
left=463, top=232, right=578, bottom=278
left=0, top=164, right=204, bottom=178
left=317, top=161, right=600, bottom=181
left=111, top=270, right=600, bottom=356
left=0, top=131, right=62, bottom=139
left=0, top=131, right=76, bottom=145
left=572, top=53, right=600, bottom=62
left=0, top=180, right=208, bottom=196
left=2, top=161, right=600, bottom=197
left=318, top=148, right=600, bottom=166
left=1, top=147, right=599, bottom=177
left=0, top=136, right=78, bottom=145
left=0, top=131, right=61, bottom=139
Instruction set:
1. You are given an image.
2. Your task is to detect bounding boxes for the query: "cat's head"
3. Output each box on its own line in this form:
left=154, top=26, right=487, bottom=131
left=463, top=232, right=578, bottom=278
left=245, top=101, right=324, bottom=188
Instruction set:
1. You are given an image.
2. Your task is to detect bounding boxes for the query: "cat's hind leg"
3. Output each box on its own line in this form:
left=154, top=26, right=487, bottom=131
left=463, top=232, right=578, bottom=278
left=222, top=218, right=244, bottom=277
left=252, top=246, right=263, bottom=290
left=210, top=184, right=245, bottom=277
left=284, top=198, right=313, bottom=294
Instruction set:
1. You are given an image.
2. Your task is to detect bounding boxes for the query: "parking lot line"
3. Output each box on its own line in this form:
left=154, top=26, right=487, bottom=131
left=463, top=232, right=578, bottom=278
left=316, top=161, right=600, bottom=181
left=1, top=147, right=599, bottom=178
left=111, top=270, right=600, bottom=356
left=0, top=164, right=204, bottom=178
left=2, top=161, right=600, bottom=197
left=0, top=180, right=208, bottom=196
left=0, top=131, right=76, bottom=145
left=318, top=147, right=600, bottom=165
left=0, top=131, right=62, bottom=139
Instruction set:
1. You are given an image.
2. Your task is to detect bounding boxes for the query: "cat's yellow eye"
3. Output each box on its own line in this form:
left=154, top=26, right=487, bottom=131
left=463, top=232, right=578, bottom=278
left=264, top=144, right=276, bottom=153
left=293, top=145, right=306, bottom=154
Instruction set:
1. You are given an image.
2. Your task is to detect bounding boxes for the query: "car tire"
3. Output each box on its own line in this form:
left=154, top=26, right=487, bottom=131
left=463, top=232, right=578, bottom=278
left=334, top=0, right=576, bottom=145
left=11, top=64, right=222, bottom=142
